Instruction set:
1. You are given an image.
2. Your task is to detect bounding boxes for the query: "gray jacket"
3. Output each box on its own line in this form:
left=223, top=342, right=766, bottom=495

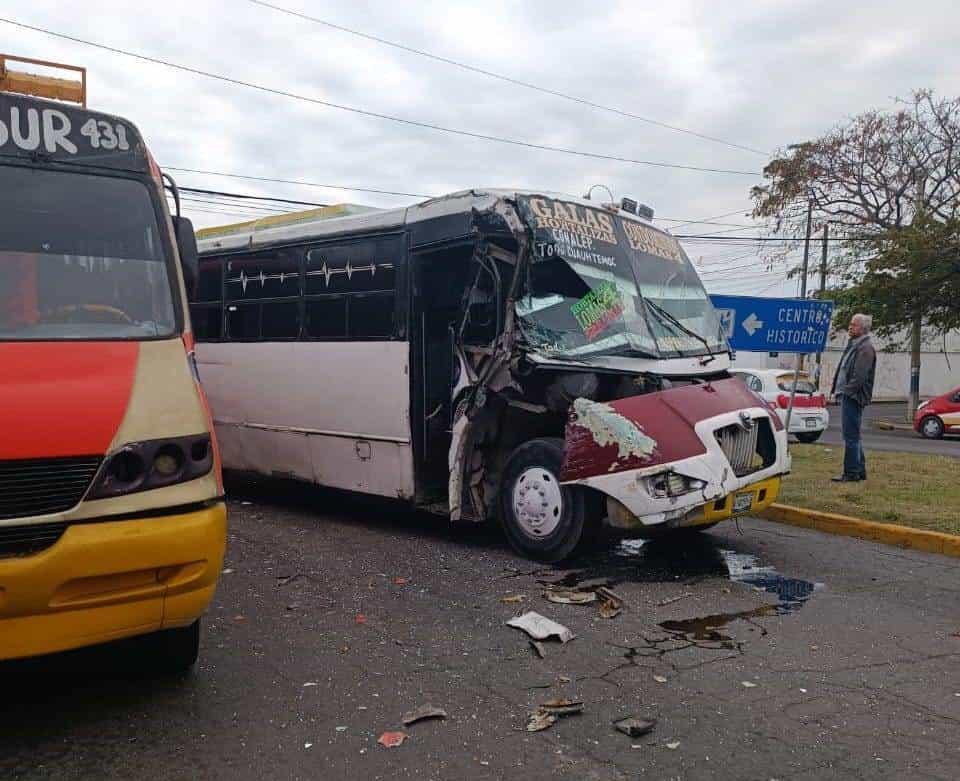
left=830, top=335, right=877, bottom=406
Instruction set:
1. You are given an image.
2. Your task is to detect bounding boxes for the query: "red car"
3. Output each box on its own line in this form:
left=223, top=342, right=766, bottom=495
left=914, top=386, right=960, bottom=439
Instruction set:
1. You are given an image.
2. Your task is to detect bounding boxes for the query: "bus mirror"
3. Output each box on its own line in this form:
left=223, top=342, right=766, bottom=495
left=172, top=216, right=199, bottom=294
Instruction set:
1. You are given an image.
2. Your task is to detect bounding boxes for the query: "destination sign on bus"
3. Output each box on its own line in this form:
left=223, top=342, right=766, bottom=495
left=0, top=93, right=147, bottom=172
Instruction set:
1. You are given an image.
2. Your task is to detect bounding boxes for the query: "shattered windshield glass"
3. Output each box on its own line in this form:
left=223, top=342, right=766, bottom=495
left=515, top=195, right=725, bottom=361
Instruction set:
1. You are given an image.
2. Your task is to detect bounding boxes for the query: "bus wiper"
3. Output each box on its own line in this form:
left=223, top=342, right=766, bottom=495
left=642, top=298, right=717, bottom=364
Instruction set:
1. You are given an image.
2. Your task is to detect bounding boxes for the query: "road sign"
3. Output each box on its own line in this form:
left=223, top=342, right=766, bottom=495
left=709, top=294, right=834, bottom=354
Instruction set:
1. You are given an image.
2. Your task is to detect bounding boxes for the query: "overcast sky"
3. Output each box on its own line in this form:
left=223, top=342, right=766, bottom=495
left=5, top=0, right=960, bottom=295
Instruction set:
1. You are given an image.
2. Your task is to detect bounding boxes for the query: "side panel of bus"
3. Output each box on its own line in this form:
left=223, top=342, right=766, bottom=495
left=192, top=232, right=415, bottom=498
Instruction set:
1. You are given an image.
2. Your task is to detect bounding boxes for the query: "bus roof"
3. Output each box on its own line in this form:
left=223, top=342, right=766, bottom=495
left=196, top=188, right=669, bottom=254
left=0, top=91, right=149, bottom=174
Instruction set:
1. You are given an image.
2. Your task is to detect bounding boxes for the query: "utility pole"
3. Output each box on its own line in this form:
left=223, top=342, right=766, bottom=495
left=797, top=199, right=813, bottom=372
left=814, top=223, right=829, bottom=389
left=907, top=176, right=926, bottom=421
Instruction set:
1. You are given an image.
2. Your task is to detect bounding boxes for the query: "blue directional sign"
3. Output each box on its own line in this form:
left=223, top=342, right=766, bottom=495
left=709, top=294, right=834, bottom=354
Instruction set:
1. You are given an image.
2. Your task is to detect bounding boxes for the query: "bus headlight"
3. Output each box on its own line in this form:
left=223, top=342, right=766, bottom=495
left=647, top=472, right=706, bottom=498
left=88, top=434, right=213, bottom=499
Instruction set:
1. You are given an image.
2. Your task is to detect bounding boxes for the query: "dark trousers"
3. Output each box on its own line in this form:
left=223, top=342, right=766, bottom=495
left=840, top=395, right=866, bottom=478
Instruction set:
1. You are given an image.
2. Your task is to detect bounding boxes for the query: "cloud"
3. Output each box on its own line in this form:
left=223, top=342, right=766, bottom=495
left=5, top=0, right=959, bottom=294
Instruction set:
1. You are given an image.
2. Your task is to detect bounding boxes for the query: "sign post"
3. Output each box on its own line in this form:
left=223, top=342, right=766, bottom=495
left=710, top=294, right=835, bottom=434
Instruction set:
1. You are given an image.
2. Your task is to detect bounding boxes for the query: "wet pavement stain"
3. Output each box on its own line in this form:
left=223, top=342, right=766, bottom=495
left=545, top=536, right=821, bottom=646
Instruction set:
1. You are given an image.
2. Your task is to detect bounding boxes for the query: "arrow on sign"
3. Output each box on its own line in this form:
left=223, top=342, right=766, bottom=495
left=742, top=313, right=764, bottom=336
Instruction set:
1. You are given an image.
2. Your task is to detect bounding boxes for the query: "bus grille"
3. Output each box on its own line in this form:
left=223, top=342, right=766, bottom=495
left=715, top=423, right=760, bottom=477
left=0, top=522, right=69, bottom=558
left=0, top=456, right=102, bottom=521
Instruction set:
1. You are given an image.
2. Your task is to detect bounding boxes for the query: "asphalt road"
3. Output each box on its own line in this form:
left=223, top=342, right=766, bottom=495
left=814, top=402, right=960, bottom=458
left=2, top=483, right=959, bottom=781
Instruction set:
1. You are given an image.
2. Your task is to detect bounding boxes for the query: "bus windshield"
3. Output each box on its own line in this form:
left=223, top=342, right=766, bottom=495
left=0, top=165, right=176, bottom=340
left=515, top=196, right=725, bottom=361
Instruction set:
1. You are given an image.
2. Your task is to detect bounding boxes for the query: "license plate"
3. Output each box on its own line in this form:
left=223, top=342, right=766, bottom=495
left=805, top=418, right=818, bottom=428
left=733, top=493, right=753, bottom=513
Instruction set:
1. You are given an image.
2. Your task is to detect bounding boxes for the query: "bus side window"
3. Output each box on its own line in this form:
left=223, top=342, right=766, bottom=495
left=190, top=255, right=224, bottom=341
left=223, top=248, right=302, bottom=341
left=304, top=236, right=400, bottom=341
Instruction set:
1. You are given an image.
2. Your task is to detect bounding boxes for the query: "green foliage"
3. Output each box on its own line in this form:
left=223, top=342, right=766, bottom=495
left=830, top=215, right=960, bottom=342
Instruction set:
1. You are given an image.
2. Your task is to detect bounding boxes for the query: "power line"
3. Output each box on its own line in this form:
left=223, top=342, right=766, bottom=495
left=178, top=185, right=326, bottom=207
left=0, top=17, right=761, bottom=177
left=245, top=0, right=770, bottom=157
left=166, top=167, right=432, bottom=198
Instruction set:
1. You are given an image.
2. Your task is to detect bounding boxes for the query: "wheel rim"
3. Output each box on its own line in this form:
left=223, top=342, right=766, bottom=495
left=923, top=417, right=941, bottom=437
left=512, top=466, right=563, bottom=539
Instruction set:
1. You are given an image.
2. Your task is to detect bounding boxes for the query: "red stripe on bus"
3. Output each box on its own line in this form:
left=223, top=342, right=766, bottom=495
left=0, top=342, right=139, bottom=460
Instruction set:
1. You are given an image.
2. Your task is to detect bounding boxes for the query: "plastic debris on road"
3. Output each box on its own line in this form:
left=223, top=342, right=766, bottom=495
left=527, top=696, right=583, bottom=732
left=302, top=682, right=318, bottom=687
left=544, top=589, right=597, bottom=605
left=597, top=587, right=624, bottom=619
left=613, top=717, right=657, bottom=738
left=741, top=681, right=758, bottom=688
left=507, top=612, right=575, bottom=643
left=378, top=731, right=407, bottom=748
left=653, top=675, right=667, bottom=683
left=540, top=697, right=583, bottom=717
left=526, top=710, right=556, bottom=732
left=666, top=741, right=680, bottom=750
left=500, top=594, right=526, bottom=604
left=401, top=704, right=447, bottom=726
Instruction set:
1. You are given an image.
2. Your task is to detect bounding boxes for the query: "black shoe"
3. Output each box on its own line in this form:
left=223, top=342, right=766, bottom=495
left=831, top=474, right=861, bottom=482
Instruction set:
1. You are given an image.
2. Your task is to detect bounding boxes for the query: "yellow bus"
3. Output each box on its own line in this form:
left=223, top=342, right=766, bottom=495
left=0, top=57, right=225, bottom=671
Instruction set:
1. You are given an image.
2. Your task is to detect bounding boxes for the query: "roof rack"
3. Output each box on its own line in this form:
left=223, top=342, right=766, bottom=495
left=0, top=54, right=86, bottom=106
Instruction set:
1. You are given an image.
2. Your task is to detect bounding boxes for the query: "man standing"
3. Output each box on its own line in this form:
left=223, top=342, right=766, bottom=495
left=830, top=313, right=877, bottom=482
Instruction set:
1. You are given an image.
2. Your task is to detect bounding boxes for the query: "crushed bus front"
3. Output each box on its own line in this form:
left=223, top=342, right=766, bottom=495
left=560, top=378, right=789, bottom=533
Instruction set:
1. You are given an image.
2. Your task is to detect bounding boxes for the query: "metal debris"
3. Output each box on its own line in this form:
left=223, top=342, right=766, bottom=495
left=507, top=612, right=575, bottom=643
left=378, top=731, right=407, bottom=748
left=401, top=705, right=447, bottom=726
left=544, top=589, right=597, bottom=605
left=614, top=717, right=657, bottom=738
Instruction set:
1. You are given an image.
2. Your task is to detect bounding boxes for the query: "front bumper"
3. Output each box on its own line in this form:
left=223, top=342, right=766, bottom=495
left=0, top=502, right=226, bottom=661
left=564, top=405, right=790, bottom=530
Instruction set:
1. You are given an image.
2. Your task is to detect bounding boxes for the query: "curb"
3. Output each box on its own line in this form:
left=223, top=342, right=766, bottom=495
left=760, top=503, right=960, bottom=559
left=872, top=420, right=914, bottom=432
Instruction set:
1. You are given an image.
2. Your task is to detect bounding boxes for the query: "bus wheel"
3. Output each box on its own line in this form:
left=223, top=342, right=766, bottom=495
left=500, top=438, right=585, bottom=563
left=143, top=620, right=201, bottom=674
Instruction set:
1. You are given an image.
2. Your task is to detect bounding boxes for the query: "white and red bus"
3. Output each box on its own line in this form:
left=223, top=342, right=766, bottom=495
left=0, top=59, right=225, bottom=669
left=193, top=190, right=789, bottom=562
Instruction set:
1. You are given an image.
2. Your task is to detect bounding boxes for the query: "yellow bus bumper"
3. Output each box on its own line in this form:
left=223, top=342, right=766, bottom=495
left=0, top=502, right=226, bottom=662
left=678, top=476, right=782, bottom=528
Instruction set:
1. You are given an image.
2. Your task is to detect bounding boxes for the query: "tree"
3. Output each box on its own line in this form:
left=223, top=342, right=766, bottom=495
left=751, top=91, right=960, bottom=416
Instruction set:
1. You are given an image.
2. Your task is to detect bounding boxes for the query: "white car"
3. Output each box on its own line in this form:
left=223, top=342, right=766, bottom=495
left=730, top=369, right=830, bottom=443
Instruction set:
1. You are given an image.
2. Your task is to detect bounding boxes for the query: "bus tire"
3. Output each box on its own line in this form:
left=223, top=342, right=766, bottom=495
left=499, top=437, right=585, bottom=563
left=143, top=619, right=201, bottom=674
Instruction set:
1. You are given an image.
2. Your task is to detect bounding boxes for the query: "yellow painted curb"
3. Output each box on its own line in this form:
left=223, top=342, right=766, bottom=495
left=760, top=503, right=960, bottom=559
